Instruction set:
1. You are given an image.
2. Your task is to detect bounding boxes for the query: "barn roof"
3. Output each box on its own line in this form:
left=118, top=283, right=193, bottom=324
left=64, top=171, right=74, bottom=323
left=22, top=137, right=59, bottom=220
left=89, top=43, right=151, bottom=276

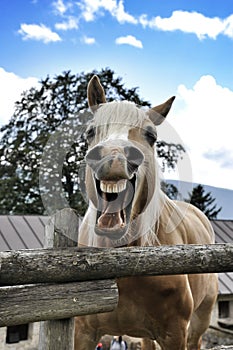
left=0, top=215, right=47, bottom=250
left=0, top=216, right=232, bottom=295
left=211, top=220, right=233, bottom=296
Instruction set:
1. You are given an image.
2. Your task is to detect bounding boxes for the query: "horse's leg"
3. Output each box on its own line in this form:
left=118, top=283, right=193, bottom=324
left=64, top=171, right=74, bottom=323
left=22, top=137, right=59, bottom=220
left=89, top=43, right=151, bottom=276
left=157, top=318, right=189, bottom=350
left=187, top=275, right=218, bottom=350
left=74, top=335, right=97, bottom=350
left=141, top=338, right=157, bottom=350
left=74, top=317, right=100, bottom=350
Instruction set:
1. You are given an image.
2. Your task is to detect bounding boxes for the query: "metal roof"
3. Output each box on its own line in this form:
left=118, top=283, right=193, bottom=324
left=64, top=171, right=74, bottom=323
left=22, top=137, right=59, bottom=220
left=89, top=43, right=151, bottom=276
left=0, top=215, right=47, bottom=250
left=212, top=220, right=233, bottom=244
left=211, top=220, right=233, bottom=295
left=0, top=216, right=232, bottom=295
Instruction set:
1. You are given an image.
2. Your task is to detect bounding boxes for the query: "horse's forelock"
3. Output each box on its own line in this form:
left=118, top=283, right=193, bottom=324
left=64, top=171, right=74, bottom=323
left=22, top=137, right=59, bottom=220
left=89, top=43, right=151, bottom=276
left=93, top=101, right=148, bottom=139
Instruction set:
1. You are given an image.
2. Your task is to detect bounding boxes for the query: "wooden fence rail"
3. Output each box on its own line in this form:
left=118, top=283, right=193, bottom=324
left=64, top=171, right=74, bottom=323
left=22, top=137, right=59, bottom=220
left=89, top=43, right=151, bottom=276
left=0, top=243, right=232, bottom=327
left=0, top=244, right=232, bottom=286
left=0, top=209, right=232, bottom=349
left=0, top=279, right=118, bottom=327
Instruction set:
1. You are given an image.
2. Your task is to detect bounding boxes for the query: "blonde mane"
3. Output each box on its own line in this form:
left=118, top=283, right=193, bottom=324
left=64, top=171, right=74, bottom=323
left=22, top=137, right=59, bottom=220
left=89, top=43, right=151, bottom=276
left=93, top=101, right=149, bottom=140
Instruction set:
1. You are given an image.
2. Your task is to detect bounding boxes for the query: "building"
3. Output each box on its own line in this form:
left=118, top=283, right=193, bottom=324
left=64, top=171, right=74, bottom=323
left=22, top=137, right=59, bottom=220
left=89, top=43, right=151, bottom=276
left=0, top=216, right=47, bottom=350
left=210, top=220, right=233, bottom=333
left=0, top=216, right=232, bottom=349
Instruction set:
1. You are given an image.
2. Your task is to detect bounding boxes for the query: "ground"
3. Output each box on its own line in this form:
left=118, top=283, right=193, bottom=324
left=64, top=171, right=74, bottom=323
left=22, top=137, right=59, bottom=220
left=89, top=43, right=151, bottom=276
left=99, top=330, right=233, bottom=350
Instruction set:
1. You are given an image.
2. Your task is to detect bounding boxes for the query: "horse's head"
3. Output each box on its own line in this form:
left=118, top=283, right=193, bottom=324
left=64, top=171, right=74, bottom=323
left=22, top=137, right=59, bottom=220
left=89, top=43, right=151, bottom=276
left=85, top=75, right=175, bottom=241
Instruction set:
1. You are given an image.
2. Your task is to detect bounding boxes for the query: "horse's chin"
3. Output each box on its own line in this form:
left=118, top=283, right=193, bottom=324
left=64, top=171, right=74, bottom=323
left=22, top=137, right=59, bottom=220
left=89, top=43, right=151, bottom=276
left=94, top=224, right=129, bottom=240
left=93, top=175, right=136, bottom=241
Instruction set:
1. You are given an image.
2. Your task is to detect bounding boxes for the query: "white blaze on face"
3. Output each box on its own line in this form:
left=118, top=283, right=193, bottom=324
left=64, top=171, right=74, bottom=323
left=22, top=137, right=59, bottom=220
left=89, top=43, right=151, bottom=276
left=105, top=131, right=129, bottom=142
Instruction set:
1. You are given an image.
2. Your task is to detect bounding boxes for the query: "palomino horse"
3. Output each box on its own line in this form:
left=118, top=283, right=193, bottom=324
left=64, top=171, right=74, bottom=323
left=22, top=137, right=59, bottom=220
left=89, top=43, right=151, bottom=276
left=75, top=76, right=218, bottom=350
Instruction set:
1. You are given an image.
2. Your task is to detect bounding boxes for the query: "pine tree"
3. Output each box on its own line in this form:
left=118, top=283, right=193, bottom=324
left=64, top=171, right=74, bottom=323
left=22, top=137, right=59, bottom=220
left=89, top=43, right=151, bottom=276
left=161, top=182, right=180, bottom=200
left=186, top=184, right=221, bottom=219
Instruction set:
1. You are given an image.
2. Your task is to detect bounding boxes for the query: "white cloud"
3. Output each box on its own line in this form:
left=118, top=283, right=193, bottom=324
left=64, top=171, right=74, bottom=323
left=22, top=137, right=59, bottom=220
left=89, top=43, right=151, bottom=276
left=52, top=0, right=71, bottom=15
left=78, top=0, right=137, bottom=24
left=115, top=35, right=142, bottom=48
left=82, top=35, right=96, bottom=44
left=223, top=14, right=233, bottom=38
left=166, top=75, right=233, bottom=189
left=18, top=23, right=62, bottom=43
left=52, top=2, right=233, bottom=41
left=0, top=68, right=39, bottom=126
left=78, top=0, right=115, bottom=22
left=112, top=0, right=137, bottom=24
left=139, top=10, right=233, bottom=40
left=55, top=17, right=79, bottom=30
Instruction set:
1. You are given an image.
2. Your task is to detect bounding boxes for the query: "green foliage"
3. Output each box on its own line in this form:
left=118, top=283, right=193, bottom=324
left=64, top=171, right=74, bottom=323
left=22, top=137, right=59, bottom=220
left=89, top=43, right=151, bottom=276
left=0, top=68, right=183, bottom=215
left=185, top=184, right=222, bottom=219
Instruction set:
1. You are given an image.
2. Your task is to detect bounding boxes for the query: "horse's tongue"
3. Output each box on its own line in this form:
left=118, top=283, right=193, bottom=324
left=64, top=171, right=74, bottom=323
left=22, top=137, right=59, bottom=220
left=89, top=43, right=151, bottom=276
left=98, top=211, right=123, bottom=229
left=97, top=191, right=124, bottom=229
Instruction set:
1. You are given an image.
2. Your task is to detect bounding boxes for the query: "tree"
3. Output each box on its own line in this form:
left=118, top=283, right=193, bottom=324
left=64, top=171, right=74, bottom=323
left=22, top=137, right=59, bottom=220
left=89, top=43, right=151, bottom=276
left=185, top=184, right=222, bottom=219
left=0, top=68, right=184, bottom=215
left=161, top=182, right=180, bottom=200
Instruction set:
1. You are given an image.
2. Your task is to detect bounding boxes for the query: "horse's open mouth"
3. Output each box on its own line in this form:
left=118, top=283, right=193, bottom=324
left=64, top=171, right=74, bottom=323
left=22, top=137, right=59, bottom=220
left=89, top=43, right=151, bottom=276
left=94, top=176, right=136, bottom=239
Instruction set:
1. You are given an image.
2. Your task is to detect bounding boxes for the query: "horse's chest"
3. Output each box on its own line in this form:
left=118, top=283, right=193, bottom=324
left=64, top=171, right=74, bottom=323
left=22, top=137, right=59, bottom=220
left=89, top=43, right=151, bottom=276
left=96, top=276, right=180, bottom=338
left=118, top=275, right=179, bottom=299
left=117, top=276, right=181, bottom=320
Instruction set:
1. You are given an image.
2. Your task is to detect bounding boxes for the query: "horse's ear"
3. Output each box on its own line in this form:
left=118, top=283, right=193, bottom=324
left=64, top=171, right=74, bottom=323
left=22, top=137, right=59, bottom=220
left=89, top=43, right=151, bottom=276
left=87, top=75, right=106, bottom=113
left=147, top=96, right=175, bottom=125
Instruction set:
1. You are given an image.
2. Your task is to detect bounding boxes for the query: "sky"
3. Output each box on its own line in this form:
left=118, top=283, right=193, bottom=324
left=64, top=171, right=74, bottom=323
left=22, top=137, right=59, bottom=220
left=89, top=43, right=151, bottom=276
left=0, top=0, right=233, bottom=190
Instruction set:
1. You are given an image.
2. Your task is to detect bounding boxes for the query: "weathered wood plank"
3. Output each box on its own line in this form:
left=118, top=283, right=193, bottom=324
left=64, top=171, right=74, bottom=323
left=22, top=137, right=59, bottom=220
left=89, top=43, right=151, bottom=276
left=0, top=244, right=232, bottom=286
left=0, top=279, right=118, bottom=327
left=39, top=208, right=80, bottom=350
left=39, top=318, right=74, bottom=350
left=44, top=208, right=79, bottom=248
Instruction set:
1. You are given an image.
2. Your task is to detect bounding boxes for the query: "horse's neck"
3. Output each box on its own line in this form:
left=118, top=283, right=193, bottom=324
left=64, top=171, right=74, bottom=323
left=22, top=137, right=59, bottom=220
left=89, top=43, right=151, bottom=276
left=129, top=189, right=166, bottom=247
left=129, top=189, right=188, bottom=247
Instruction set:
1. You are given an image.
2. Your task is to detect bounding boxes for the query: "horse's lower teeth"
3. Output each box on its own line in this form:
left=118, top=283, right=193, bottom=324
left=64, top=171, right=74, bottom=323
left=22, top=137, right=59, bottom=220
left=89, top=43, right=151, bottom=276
left=100, top=179, right=127, bottom=193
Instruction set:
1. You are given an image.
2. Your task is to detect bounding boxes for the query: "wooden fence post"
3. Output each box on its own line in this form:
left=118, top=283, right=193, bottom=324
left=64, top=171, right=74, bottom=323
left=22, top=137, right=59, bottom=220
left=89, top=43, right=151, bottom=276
left=39, top=208, right=79, bottom=350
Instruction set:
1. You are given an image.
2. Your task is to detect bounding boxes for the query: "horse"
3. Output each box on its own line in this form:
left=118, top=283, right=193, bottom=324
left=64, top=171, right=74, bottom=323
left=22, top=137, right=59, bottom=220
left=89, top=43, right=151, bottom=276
left=75, top=75, right=218, bottom=350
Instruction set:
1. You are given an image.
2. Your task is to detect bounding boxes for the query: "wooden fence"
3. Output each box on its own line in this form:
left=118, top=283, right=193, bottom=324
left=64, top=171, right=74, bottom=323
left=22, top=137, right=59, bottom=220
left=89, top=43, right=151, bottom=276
left=0, top=208, right=232, bottom=349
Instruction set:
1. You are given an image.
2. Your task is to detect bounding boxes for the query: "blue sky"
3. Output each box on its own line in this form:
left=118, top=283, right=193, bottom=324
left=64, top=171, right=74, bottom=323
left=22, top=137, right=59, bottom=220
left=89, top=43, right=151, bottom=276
left=0, top=0, right=233, bottom=190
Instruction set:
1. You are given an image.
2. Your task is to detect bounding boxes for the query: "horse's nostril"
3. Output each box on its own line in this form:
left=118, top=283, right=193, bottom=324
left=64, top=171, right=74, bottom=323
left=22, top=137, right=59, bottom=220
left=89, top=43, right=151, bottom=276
left=124, top=146, right=144, bottom=167
left=86, top=146, right=103, bottom=165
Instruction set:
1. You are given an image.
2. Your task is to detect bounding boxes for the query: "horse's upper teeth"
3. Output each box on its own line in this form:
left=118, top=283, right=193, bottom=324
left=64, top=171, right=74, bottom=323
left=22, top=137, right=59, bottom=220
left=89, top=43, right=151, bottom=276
left=107, top=184, right=112, bottom=193
left=100, top=180, right=127, bottom=193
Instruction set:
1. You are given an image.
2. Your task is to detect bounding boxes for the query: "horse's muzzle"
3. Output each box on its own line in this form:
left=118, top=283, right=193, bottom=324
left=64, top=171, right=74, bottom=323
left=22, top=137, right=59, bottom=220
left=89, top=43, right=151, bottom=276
left=85, top=142, right=144, bottom=239
left=86, top=143, right=144, bottom=180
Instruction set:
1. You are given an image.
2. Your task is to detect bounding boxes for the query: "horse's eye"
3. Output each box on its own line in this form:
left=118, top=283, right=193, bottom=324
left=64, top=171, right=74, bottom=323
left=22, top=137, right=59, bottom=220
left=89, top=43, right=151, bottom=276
left=86, top=127, right=95, bottom=142
left=145, top=129, right=157, bottom=146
